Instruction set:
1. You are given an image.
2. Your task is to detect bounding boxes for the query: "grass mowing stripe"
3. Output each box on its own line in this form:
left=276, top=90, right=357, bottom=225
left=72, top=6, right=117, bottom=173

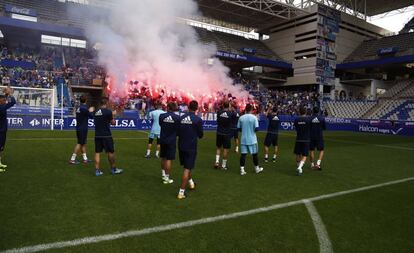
left=304, top=200, right=333, bottom=253
left=2, top=176, right=413, bottom=253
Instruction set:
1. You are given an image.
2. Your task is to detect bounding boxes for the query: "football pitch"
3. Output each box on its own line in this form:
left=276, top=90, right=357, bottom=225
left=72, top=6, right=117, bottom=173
left=1, top=130, right=414, bottom=253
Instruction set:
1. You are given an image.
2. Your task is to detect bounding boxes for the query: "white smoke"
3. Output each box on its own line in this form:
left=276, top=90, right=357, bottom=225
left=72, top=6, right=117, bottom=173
left=84, top=0, right=249, bottom=101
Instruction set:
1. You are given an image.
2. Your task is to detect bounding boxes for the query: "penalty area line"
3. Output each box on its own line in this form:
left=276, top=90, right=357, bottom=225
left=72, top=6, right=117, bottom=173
left=1, top=177, right=414, bottom=253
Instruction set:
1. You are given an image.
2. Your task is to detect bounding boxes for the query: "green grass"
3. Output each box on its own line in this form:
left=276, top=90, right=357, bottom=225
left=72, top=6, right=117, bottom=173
left=0, top=130, right=413, bottom=252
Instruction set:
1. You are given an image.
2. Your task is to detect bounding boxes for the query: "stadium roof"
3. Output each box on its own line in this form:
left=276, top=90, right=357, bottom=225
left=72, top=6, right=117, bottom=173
left=327, top=0, right=414, bottom=16
left=196, top=0, right=308, bottom=29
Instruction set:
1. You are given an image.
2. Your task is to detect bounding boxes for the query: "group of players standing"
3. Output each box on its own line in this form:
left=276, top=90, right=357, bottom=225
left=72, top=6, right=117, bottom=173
left=67, top=96, right=325, bottom=200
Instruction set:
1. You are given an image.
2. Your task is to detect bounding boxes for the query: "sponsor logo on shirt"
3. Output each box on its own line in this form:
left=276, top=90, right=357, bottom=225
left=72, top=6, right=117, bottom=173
left=220, top=112, right=229, bottom=118
left=272, top=116, right=279, bottom=121
left=95, top=110, right=103, bottom=116
left=312, top=117, right=320, bottom=123
left=163, top=115, right=175, bottom=123
left=181, top=116, right=193, bottom=124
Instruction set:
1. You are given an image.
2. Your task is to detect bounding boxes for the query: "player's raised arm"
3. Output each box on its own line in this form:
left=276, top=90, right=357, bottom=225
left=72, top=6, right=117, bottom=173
left=2, top=87, right=16, bottom=110
left=111, top=110, right=116, bottom=125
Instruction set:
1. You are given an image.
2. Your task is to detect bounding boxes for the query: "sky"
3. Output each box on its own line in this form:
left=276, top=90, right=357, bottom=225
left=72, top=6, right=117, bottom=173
left=368, top=9, right=414, bottom=33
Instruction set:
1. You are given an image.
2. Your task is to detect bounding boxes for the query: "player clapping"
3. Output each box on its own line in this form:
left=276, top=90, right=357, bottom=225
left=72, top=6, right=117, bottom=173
left=159, top=102, right=180, bottom=184
left=93, top=98, right=123, bottom=176
left=69, top=95, right=94, bottom=164
left=264, top=105, right=280, bottom=163
left=214, top=101, right=235, bottom=170
left=145, top=101, right=165, bottom=159
left=293, top=106, right=311, bottom=176
left=177, top=100, right=203, bottom=200
left=309, top=107, right=326, bottom=170
left=237, top=104, right=263, bottom=176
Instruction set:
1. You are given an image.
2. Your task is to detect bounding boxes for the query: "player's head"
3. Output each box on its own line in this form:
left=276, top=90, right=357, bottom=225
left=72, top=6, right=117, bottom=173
left=0, top=94, right=6, bottom=105
left=299, top=106, right=307, bottom=116
left=313, top=107, right=320, bottom=115
left=245, top=104, right=253, bottom=113
left=155, top=100, right=162, bottom=109
left=272, top=106, right=278, bottom=113
left=222, top=101, right=230, bottom=109
left=188, top=100, right=198, bottom=112
left=79, top=95, right=87, bottom=104
left=167, top=102, right=177, bottom=112
left=100, top=97, right=109, bottom=108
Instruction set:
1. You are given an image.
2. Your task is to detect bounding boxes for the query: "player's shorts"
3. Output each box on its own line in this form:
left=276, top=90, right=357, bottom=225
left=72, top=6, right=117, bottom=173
left=294, top=141, right=309, bottom=156
left=230, top=129, right=239, bottom=139
left=179, top=149, right=197, bottom=170
left=0, top=131, right=6, bottom=152
left=76, top=130, right=88, bottom=145
left=95, top=137, right=115, bottom=153
left=216, top=134, right=231, bottom=149
left=240, top=144, right=258, bottom=154
left=310, top=139, right=324, bottom=151
left=148, top=133, right=160, bottom=144
left=160, top=143, right=176, bottom=160
left=264, top=132, right=278, bottom=147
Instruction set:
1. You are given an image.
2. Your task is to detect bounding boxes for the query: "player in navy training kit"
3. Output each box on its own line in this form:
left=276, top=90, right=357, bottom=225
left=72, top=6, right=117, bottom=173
left=177, top=100, right=203, bottom=200
left=93, top=98, right=123, bottom=176
left=69, top=95, right=94, bottom=164
left=214, top=101, right=235, bottom=170
left=159, top=102, right=180, bottom=184
left=0, top=87, right=16, bottom=172
left=309, top=107, right=326, bottom=171
left=294, top=106, right=311, bottom=176
left=230, top=105, right=240, bottom=153
left=264, top=106, right=280, bottom=163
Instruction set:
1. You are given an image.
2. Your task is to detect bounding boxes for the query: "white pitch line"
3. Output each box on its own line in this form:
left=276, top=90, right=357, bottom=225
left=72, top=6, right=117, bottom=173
left=8, top=137, right=148, bottom=141
left=1, top=177, right=413, bottom=253
left=304, top=200, right=333, bottom=253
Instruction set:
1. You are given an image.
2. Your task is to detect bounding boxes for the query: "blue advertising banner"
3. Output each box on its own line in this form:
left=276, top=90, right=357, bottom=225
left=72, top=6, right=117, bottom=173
left=6, top=114, right=414, bottom=136
left=9, top=106, right=70, bottom=116
left=5, top=4, right=37, bottom=17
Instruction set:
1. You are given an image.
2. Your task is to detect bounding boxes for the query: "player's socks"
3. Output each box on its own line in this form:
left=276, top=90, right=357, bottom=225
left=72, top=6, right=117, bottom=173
left=235, top=146, right=239, bottom=153
left=317, top=160, right=321, bottom=166
left=296, top=161, right=304, bottom=175
left=240, top=166, right=246, bottom=176
left=311, top=162, right=315, bottom=168
left=145, top=149, right=151, bottom=158
left=273, top=154, right=277, bottom=162
left=161, top=169, right=166, bottom=178
left=177, top=188, right=186, bottom=199
left=155, top=150, right=160, bottom=158
left=221, top=159, right=227, bottom=170
left=215, top=155, right=220, bottom=164
left=264, top=154, right=268, bottom=162
left=71, top=153, right=77, bottom=161
left=188, top=179, right=196, bottom=190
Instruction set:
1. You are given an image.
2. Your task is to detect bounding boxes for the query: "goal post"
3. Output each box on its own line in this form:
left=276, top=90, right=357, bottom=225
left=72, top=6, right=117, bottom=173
left=1, top=86, right=56, bottom=130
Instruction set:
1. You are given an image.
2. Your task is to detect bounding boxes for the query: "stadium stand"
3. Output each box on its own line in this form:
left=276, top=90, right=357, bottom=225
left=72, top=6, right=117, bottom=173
left=344, top=32, right=414, bottom=63
left=325, top=100, right=377, bottom=119
left=379, top=79, right=413, bottom=98
left=195, top=27, right=282, bottom=61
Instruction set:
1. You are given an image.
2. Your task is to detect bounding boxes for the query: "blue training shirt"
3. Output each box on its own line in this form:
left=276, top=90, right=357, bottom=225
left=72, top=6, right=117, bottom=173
left=0, top=96, right=16, bottom=132
left=76, top=104, right=92, bottom=131
left=148, top=109, right=165, bottom=135
left=94, top=108, right=113, bottom=138
left=294, top=116, right=311, bottom=142
left=310, top=115, right=326, bottom=141
left=237, top=113, right=259, bottom=145
left=178, top=112, right=203, bottom=151
left=159, top=111, right=180, bottom=145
